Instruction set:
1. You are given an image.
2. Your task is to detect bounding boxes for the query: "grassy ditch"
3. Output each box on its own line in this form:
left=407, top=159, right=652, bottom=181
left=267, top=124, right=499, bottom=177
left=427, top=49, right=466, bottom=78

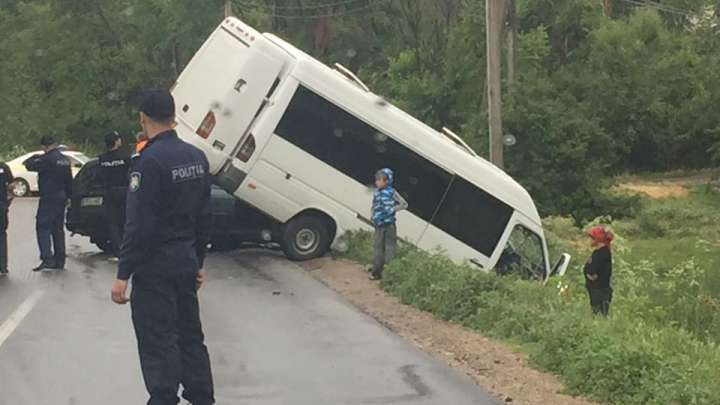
left=339, top=187, right=720, bottom=404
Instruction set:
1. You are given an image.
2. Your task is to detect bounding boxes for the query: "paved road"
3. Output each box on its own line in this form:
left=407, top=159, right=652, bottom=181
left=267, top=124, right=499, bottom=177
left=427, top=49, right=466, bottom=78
left=0, top=198, right=499, bottom=405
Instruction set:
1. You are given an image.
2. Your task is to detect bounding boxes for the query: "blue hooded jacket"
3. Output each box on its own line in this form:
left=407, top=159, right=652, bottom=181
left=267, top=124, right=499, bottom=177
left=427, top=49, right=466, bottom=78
left=372, top=168, right=398, bottom=227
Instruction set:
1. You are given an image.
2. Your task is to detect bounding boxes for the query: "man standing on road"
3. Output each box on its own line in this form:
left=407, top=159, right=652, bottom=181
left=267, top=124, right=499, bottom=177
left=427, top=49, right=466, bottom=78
left=0, top=161, right=15, bottom=276
left=23, top=135, right=73, bottom=271
left=98, top=131, right=131, bottom=262
left=110, top=88, right=215, bottom=405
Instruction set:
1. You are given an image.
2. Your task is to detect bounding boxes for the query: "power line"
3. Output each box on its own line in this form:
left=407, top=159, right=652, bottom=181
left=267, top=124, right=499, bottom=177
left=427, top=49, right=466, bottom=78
left=234, top=0, right=368, bottom=11
left=232, top=0, right=395, bottom=19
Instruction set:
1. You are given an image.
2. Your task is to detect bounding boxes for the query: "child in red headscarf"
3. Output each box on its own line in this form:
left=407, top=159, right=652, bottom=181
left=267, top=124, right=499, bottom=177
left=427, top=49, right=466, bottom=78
left=584, top=225, right=613, bottom=315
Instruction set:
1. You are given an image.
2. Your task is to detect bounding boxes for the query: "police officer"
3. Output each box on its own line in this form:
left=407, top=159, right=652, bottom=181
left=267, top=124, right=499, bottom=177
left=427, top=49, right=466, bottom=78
left=98, top=131, right=131, bottom=261
left=24, top=135, right=73, bottom=271
left=110, top=88, right=215, bottom=405
left=0, top=161, right=15, bottom=276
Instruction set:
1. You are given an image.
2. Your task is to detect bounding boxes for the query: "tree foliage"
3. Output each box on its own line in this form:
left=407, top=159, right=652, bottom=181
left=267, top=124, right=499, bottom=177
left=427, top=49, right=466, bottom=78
left=1, top=0, right=719, bottom=218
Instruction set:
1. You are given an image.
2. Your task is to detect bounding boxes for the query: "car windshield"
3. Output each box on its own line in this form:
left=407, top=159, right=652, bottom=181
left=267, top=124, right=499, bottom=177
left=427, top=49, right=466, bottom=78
left=495, top=225, right=546, bottom=280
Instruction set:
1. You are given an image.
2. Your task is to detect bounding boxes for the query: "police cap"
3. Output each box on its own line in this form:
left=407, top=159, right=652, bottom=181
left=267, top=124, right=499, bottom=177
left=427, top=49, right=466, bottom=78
left=139, top=88, right=175, bottom=121
left=105, top=131, right=120, bottom=148
left=40, top=135, right=56, bottom=146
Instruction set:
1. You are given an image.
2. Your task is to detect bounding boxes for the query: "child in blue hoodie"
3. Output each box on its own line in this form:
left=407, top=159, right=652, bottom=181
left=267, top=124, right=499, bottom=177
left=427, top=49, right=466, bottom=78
left=370, top=168, right=408, bottom=280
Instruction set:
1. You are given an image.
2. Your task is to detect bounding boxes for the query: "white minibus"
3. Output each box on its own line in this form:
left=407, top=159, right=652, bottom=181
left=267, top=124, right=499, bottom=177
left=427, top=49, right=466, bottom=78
left=171, top=17, right=570, bottom=280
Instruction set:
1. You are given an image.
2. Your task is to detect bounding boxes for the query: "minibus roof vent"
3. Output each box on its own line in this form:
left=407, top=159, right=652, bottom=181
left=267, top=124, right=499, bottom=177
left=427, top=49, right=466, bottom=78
left=441, top=127, right=479, bottom=157
left=333, top=63, right=370, bottom=92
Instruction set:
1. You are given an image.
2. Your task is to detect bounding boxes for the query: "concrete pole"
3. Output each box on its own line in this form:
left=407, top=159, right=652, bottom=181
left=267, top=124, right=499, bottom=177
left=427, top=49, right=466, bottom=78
left=506, top=0, right=516, bottom=82
left=486, top=0, right=504, bottom=169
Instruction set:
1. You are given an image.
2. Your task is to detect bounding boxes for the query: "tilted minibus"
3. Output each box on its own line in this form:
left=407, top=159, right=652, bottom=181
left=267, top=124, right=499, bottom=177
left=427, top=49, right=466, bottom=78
left=171, top=17, right=570, bottom=280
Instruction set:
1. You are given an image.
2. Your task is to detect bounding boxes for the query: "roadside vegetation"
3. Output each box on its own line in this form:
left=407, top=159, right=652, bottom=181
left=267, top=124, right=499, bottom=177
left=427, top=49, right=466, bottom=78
left=342, top=183, right=720, bottom=405
left=4, top=0, right=720, bottom=222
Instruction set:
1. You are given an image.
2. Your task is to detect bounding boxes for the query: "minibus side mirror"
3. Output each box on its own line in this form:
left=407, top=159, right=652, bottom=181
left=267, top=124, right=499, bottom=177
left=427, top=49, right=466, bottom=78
left=549, top=253, right=571, bottom=277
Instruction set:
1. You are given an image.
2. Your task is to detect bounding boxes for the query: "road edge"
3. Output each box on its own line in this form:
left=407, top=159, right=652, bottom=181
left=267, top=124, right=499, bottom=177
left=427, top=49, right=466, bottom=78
left=301, top=257, right=599, bottom=405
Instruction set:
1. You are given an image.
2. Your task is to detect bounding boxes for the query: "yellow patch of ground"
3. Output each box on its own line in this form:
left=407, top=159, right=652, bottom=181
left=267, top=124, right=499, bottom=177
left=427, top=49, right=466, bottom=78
left=615, top=183, right=689, bottom=198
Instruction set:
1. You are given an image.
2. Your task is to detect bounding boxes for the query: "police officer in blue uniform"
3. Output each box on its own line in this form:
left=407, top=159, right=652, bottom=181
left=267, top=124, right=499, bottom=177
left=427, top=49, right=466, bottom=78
left=24, top=135, right=73, bottom=271
left=0, top=161, right=15, bottom=276
left=98, top=131, right=131, bottom=260
left=110, top=88, right=215, bottom=405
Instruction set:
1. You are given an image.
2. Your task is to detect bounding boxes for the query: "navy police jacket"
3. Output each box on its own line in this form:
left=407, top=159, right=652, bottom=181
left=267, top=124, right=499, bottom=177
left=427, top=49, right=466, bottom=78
left=98, top=148, right=131, bottom=190
left=117, top=130, right=213, bottom=281
left=23, top=148, right=73, bottom=196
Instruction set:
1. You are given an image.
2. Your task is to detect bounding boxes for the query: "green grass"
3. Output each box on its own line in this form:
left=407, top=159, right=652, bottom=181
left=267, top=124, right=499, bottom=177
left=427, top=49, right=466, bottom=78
left=610, top=187, right=720, bottom=296
left=340, top=185, right=720, bottom=404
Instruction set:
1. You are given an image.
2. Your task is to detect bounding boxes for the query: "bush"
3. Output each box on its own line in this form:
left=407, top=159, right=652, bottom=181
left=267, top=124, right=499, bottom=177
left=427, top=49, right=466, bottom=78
left=336, top=230, right=414, bottom=265
left=0, top=144, right=27, bottom=161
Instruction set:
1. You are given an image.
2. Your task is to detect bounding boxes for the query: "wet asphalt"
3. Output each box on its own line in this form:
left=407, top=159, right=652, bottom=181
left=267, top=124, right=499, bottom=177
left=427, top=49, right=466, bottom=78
left=0, top=198, right=499, bottom=405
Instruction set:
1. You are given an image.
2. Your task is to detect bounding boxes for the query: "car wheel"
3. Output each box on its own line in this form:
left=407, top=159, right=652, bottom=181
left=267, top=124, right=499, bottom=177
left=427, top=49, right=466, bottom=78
left=281, top=215, right=330, bottom=261
left=12, top=179, right=29, bottom=197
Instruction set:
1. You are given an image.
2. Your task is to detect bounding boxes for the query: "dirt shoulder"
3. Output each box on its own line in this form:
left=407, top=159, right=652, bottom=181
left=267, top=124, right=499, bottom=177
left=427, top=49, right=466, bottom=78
left=301, top=257, right=598, bottom=405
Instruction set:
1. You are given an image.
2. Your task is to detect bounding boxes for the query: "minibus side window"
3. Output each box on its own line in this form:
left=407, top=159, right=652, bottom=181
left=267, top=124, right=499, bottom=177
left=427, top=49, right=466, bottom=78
left=274, top=85, right=452, bottom=221
left=432, top=176, right=513, bottom=257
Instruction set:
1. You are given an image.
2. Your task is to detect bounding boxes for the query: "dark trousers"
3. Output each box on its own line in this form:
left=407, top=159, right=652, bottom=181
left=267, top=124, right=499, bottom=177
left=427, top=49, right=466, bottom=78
left=0, top=207, right=8, bottom=272
left=131, top=272, right=215, bottom=405
left=587, top=287, right=612, bottom=316
left=106, top=192, right=125, bottom=256
left=36, top=191, right=66, bottom=267
left=372, top=223, right=397, bottom=279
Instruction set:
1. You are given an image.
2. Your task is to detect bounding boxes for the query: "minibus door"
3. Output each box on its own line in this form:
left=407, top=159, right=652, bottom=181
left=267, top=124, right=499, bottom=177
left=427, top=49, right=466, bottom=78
left=195, top=46, right=284, bottom=172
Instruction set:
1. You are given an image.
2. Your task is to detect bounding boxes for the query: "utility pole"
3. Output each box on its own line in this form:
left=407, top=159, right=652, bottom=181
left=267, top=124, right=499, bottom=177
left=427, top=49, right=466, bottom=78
left=225, top=0, right=233, bottom=17
left=506, top=0, right=516, bottom=82
left=486, top=0, right=504, bottom=169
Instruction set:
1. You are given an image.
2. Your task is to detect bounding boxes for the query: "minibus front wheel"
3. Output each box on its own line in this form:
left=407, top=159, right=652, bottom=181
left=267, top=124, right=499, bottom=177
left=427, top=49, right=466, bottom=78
left=281, top=215, right=331, bottom=261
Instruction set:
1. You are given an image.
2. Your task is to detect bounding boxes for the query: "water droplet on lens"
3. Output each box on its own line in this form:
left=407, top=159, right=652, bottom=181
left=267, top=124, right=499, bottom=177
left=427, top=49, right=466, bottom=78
left=123, top=6, right=135, bottom=16
left=335, top=241, right=349, bottom=253
left=377, top=145, right=387, bottom=153
left=374, top=132, right=388, bottom=142
left=34, top=49, right=44, bottom=57
left=222, top=109, right=232, bottom=118
left=333, top=128, right=343, bottom=138
left=210, top=101, right=221, bottom=110
left=106, top=92, right=117, bottom=101
left=346, top=49, right=357, bottom=58
left=409, top=177, right=418, bottom=186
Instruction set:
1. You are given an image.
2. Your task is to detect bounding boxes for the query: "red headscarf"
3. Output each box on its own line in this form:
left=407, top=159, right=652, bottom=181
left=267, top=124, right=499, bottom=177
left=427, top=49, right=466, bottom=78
left=588, top=225, right=613, bottom=250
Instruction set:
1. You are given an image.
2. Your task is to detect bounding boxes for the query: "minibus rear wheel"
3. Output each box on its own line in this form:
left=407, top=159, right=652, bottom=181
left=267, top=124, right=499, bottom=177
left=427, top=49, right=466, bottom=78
left=281, top=215, right=330, bottom=261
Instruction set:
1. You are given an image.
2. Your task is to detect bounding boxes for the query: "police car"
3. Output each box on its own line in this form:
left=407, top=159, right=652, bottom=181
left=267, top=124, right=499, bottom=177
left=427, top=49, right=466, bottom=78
left=66, top=158, right=279, bottom=253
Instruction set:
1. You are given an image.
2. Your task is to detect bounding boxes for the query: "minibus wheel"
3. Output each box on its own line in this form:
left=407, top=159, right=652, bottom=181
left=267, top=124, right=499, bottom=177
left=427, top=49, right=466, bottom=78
left=281, top=215, right=330, bottom=261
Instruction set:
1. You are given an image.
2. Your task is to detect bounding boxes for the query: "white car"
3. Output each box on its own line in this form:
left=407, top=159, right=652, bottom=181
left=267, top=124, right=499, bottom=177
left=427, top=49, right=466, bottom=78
left=7, top=149, right=90, bottom=197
